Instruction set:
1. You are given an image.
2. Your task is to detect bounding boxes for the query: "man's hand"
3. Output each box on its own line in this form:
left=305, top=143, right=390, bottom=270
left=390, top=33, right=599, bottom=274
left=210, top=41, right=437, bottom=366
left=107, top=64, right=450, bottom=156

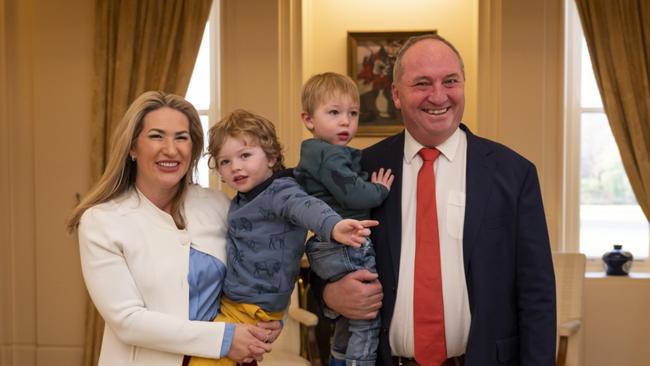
left=332, top=219, right=379, bottom=247
left=323, top=269, right=383, bottom=319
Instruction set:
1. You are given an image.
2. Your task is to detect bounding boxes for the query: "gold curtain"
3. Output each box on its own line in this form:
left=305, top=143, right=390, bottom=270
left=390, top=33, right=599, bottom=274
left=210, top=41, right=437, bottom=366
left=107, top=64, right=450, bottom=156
left=574, top=0, right=650, bottom=222
left=85, top=1, right=212, bottom=365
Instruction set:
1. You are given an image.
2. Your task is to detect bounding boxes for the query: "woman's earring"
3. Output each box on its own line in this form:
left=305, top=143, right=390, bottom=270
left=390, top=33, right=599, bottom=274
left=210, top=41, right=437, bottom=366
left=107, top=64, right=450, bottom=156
left=130, top=155, right=136, bottom=162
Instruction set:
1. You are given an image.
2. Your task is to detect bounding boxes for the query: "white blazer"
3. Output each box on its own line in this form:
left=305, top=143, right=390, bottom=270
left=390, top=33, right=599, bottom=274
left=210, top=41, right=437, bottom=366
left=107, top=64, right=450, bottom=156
left=79, top=185, right=230, bottom=366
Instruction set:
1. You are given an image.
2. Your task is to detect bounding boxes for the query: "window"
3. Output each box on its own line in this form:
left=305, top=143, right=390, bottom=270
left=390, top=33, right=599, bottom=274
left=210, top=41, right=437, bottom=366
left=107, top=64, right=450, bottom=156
left=564, top=0, right=649, bottom=267
left=186, top=1, right=220, bottom=188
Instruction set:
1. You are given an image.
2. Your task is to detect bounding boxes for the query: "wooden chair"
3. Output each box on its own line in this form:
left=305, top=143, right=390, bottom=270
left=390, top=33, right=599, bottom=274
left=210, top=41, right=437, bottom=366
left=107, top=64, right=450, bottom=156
left=259, top=279, right=321, bottom=366
left=552, top=252, right=586, bottom=366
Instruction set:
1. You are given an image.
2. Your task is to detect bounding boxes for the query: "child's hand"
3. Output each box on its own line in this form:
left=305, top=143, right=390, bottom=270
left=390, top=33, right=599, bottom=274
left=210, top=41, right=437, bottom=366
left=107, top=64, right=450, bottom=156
left=332, top=219, right=379, bottom=247
left=371, top=168, right=394, bottom=190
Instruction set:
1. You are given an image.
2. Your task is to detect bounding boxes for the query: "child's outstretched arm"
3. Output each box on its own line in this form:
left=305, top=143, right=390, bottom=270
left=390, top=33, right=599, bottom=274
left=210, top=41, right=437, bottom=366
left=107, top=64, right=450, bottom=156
left=331, top=219, right=379, bottom=247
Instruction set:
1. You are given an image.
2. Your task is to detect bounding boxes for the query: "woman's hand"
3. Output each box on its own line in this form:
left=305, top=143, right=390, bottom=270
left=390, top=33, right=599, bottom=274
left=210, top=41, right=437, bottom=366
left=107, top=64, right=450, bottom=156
left=256, top=320, right=282, bottom=344
left=227, top=324, right=272, bottom=363
left=332, top=219, right=379, bottom=247
left=323, top=269, right=383, bottom=319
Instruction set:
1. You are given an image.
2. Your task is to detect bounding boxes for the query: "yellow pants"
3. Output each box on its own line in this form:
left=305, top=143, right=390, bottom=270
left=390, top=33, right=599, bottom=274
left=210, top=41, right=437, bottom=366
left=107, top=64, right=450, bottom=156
left=188, top=297, right=284, bottom=366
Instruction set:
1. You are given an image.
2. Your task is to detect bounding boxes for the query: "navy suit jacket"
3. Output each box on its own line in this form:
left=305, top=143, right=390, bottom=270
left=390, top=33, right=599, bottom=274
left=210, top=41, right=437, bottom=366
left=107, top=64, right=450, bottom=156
left=362, top=125, right=556, bottom=366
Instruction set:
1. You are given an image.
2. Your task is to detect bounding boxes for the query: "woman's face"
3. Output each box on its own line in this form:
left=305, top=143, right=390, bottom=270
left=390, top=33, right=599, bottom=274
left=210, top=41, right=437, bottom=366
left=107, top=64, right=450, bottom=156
left=131, top=107, right=193, bottom=199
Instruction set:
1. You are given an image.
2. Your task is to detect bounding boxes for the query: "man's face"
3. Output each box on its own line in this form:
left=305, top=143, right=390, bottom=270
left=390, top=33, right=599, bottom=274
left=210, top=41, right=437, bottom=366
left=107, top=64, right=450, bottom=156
left=392, top=39, right=465, bottom=147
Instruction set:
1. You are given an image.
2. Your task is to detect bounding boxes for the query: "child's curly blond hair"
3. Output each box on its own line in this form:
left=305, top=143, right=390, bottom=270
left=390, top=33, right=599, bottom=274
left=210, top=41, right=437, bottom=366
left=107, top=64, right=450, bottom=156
left=207, top=109, right=285, bottom=172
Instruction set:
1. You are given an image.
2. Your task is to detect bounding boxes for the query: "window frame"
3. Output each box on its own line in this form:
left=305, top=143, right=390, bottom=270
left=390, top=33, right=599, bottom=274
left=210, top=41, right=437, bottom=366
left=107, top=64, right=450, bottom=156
left=563, top=0, right=649, bottom=272
left=189, top=0, right=221, bottom=190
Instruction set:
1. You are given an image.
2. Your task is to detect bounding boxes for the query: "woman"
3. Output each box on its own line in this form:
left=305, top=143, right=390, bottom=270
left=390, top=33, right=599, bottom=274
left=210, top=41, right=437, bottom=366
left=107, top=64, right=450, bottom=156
left=68, top=91, right=279, bottom=366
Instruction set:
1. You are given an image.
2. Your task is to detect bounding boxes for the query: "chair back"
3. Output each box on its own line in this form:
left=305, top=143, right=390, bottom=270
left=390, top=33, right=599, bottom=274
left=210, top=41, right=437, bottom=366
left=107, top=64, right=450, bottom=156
left=259, top=284, right=312, bottom=366
left=552, top=252, right=586, bottom=366
left=272, top=285, right=302, bottom=354
left=552, top=252, right=586, bottom=326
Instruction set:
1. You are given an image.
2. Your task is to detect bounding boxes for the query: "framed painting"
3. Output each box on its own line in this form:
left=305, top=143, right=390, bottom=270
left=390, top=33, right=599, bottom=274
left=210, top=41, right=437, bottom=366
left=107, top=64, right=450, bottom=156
left=347, top=30, right=436, bottom=136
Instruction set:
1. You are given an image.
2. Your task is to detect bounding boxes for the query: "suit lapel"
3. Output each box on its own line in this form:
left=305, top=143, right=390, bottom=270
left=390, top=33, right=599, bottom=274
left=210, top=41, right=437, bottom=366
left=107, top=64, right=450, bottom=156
left=367, top=132, right=405, bottom=282
left=462, top=125, right=495, bottom=274
left=383, top=134, right=405, bottom=281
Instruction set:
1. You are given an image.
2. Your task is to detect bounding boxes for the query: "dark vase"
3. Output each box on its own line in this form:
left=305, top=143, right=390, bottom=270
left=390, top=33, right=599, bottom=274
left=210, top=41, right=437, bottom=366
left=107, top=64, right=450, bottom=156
left=602, top=244, right=633, bottom=276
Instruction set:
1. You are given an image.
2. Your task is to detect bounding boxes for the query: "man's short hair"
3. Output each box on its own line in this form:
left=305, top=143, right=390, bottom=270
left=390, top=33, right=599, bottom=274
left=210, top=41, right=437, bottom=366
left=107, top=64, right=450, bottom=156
left=392, top=34, right=466, bottom=83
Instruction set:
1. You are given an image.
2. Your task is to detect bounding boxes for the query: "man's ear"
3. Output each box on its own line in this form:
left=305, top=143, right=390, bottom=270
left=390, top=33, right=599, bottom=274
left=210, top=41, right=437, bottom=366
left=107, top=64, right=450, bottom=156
left=300, top=111, right=315, bottom=131
left=391, top=84, right=402, bottom=110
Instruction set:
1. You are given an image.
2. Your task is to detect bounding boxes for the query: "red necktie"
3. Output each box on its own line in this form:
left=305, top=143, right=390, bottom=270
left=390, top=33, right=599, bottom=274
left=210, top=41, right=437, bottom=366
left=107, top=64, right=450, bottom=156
left=414, top=148, right=447, bottom=366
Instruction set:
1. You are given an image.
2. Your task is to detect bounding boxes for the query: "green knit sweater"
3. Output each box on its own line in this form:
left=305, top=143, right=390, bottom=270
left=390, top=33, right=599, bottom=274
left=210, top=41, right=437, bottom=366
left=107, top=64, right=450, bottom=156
left=294, top=138, right=389, bottom=220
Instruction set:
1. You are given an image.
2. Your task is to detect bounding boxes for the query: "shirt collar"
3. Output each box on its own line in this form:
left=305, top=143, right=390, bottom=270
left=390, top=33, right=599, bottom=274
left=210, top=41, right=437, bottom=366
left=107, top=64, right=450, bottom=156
left=236, top=168, right=294, bottom=203
left=404, top=126, right=462, bottom=164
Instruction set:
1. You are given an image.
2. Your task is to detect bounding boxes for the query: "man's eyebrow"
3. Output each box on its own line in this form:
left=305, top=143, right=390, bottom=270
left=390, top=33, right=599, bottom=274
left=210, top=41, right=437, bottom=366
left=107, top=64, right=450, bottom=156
left=444, top=72, right=462, bottom=78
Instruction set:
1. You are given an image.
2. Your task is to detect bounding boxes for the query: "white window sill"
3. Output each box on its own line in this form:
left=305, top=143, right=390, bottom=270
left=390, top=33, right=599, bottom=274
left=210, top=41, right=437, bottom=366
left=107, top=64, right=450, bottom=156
left=586, top=271, right=650, bottom=279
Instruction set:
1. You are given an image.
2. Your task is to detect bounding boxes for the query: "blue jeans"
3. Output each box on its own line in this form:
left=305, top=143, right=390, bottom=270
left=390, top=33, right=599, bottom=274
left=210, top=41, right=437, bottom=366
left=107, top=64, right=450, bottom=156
left=306, top=238, right=380, bottom=366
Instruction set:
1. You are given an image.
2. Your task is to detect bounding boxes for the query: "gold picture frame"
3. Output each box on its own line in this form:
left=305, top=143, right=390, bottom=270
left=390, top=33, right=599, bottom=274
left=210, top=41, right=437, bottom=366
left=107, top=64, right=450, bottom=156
left=347, top=30, right=436, bottom=137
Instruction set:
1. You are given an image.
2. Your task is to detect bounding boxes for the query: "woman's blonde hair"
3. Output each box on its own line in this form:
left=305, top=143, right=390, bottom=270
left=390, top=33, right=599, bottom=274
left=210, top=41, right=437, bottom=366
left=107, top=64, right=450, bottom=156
left=67, top=91, right=204, bottom=232
left=207, top=109, right=285, bottom=173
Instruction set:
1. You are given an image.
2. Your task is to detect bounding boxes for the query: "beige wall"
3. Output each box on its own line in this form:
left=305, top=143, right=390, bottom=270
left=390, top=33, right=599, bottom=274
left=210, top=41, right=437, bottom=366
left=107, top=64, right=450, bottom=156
left=301, top=0, right=479, bottom=149
left=0, top=0, right=93, bottom=365
left=1, top=1, right=648, bottom=366
left=0, top=0, right=10, bottom=363
left=221, top=0, right=303, bottom=168
left=584, top=274, right=650, bottom=366
left=478, top=0, right=564, bottom=249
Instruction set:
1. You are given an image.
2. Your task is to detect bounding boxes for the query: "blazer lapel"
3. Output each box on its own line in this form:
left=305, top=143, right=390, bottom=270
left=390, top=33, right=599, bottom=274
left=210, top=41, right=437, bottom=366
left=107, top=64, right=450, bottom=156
left=383, top=134, right=405, bottom=281
left=367, top=132, right=405, bottom=282
left=462, top=125, right=495, bottom=275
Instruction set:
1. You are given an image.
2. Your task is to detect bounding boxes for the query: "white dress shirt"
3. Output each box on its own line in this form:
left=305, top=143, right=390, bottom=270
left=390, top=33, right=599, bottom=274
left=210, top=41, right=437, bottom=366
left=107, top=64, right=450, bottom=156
left=389, top=127, right=471, bottom=358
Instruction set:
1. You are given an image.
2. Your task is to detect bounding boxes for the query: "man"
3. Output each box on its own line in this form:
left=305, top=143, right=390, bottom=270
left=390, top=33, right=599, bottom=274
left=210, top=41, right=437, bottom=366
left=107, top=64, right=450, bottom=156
left=320, top=34, right=556, bottom=366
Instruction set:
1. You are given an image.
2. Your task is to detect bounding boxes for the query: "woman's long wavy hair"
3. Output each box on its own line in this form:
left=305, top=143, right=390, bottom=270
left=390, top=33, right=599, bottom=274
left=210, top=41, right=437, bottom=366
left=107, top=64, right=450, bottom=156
left=67, top=91, right=204, bottom=232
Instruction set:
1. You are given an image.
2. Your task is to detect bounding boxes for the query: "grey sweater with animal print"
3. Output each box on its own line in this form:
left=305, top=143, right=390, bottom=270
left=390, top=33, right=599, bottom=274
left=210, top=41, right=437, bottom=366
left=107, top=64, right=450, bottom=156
left=223, top=171, right=341, bottom=312
left=294, top=138, right=389, bottom=221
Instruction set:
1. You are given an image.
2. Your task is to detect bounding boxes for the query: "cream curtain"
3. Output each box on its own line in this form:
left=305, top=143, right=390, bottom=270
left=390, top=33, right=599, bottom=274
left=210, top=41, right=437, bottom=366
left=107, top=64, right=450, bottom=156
left=85, top=1, right=212, bottom=365
left=575, top=0, right=650, bottom=222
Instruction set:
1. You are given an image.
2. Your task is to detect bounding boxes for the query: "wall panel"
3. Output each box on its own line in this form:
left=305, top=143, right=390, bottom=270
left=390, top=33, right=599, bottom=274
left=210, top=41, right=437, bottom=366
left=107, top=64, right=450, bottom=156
left=31, top=0, right=91, bottom=349
left=221, top=0, right=303, bottom=166
left=1, top=0, right=93, bottom=365
left=478, top=0, right=564, bottom=249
